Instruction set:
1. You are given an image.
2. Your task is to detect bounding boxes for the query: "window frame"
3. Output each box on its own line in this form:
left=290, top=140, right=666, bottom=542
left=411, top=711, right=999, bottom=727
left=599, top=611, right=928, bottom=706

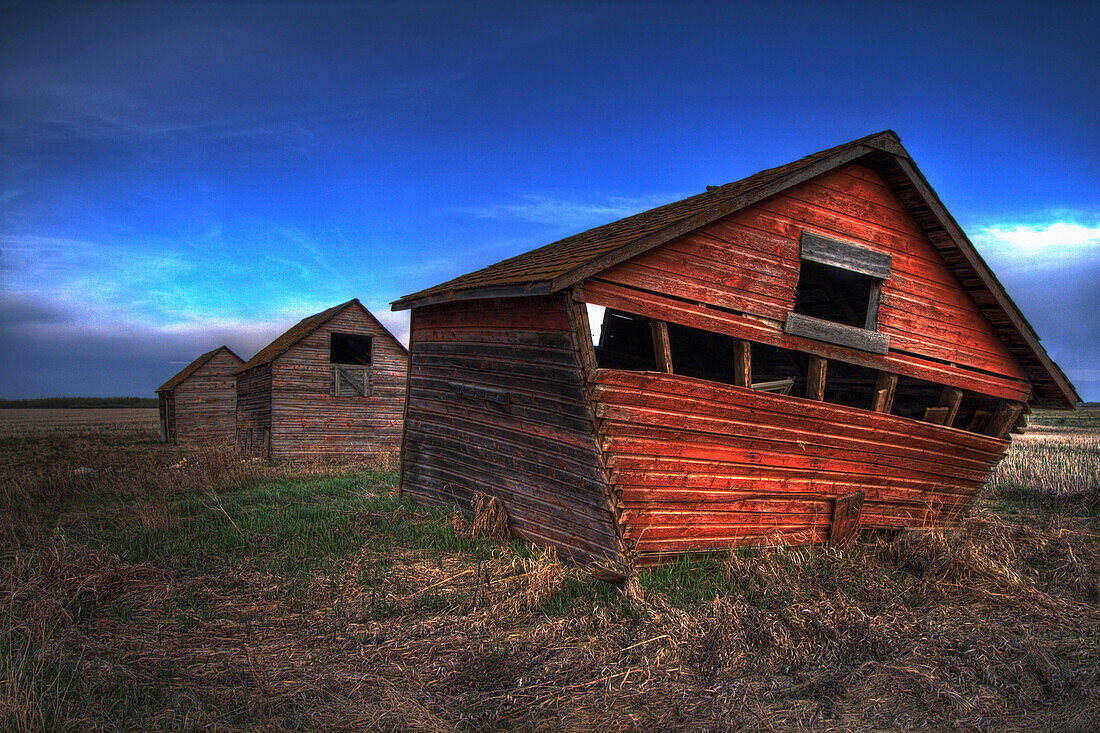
left=784, top=231, right=892, bottom=355
left=329, top=332, right=373, bottom=366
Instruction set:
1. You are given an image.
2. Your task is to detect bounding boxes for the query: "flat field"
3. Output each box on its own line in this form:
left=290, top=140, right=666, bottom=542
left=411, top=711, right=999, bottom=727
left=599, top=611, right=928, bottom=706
left=1, top=408, right=1097, bottom=731
left=0, top=407, right=158, bottom=437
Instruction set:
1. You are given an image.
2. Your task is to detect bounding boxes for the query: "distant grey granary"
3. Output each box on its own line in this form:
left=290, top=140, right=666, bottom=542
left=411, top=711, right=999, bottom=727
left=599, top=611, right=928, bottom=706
left=234, top=299, right=408, bottom=460
left=156, top=346, right=243, bottom=444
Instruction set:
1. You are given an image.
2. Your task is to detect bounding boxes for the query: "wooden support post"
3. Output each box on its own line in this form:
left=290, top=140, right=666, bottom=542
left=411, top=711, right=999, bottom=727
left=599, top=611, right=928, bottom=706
left=650, top=319, right=673, bottom=374
left=872, top=372, right=897, bottom=413
left=806, top=356, right=826, bottom=401
left=937, top=387, right=963, bottom=426
left=829, top=490, right=865, bottom=548
left=1012, top=406, right=1030, bottom=434
left=569, top=299, right=597, bottom=377
left=733, top=339, right=751, bottom=388
left=396, top=308, right=417, bottom=498
left=865, top=281, right=883, bottom=330
left=986, top=400, right=1025, bottom=439
left=967, top=410, right=992, bottom=433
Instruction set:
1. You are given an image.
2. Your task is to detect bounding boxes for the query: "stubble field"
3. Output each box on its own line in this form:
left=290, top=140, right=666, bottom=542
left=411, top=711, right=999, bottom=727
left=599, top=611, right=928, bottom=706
left=1, top=407, right=1098, bottom=731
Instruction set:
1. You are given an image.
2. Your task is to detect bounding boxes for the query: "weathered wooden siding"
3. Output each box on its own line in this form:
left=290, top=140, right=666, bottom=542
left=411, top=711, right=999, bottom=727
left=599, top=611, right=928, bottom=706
left=584, top=162, right=1030, bottom=399
left=401, top=295, right=623, bottom=565
left=236, top=365, right=273, bottom=457
left=593, top=369, right=1008, bottom=564
left=167, top=350, right=242, bottom=444
left=269, top=305, right=407, bottom=459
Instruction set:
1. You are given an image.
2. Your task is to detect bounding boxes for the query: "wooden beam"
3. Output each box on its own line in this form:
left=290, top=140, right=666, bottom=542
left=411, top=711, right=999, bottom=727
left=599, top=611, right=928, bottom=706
left=1011, top=408, right=1030, bottom=434
left=938, top=387, right=963, bottom=427
left=784, top=312, right=890, bottom=355
left=733, top=339, right=751, bottom=388
left=872, top=372, right=897, bottom=413
left=751, top=377, right=795, bottom=394
left=986, top=400, right=1025, bottom=439
left=650, top=319, right=673, bottom=373
left=922, top=406, right=951, bottom=425
left=396, top=308, right=417, bottom=498
left=806, top=356, right=826, bottom=401
left=801, top=231, right=892, bottom=280
left=829, top=490, right=865, bottom=548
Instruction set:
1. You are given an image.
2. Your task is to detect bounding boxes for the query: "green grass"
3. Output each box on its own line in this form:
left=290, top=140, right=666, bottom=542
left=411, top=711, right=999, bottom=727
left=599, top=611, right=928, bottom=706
left=91, top=467, right=608, bottom=616
left=103, top=469, right=403, bottom=573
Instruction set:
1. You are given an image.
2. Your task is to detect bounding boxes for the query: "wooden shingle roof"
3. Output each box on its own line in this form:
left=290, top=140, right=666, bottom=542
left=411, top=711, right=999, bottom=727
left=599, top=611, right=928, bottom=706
left=235, top=298, right=408, bottom=375
left=392, top=131, right=891, bottom=310
left=392, top=130, right=1078, bottom=408
left=156, top=346, right=242, bottom=393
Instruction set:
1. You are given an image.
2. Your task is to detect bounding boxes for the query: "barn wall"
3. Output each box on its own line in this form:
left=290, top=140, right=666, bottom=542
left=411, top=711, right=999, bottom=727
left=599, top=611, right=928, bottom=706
left=269, top=305, right=407, bottom=459
left=584, top=162, right=1030, bottom=400
left=593, top=369, right=1008, bottom=564
left=159, top=392, right=175, bottom=442
left=401, top=295, right=623, bottom=566
left=236, top=364, right=273, bottom=457
left=170, top=350, right=242, bottom=444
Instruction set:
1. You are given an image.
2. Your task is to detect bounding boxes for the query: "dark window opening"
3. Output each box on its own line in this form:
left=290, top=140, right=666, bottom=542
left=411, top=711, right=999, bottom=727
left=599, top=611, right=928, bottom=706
left=584, top=303, right=1000, bottom=434
left=954, top=393, right=1003, bottom=432
left=890, top=375, right=943, bottom=421
left=595, top=310, right=656, bottom=370
left=751, top=342, right=805, bottom=394
left=793, top=260, right=877, bottom=328
left=821, top=360, right=879, bottom=410
left=330, top=333, right=372, bottom=365
left=668, top=323, right=738, bottom=384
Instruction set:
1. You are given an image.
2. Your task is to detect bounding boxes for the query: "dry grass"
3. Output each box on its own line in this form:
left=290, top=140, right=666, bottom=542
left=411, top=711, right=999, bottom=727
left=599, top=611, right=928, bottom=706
left=0, top=407, right=159, bottom=437
left=1, top=407, right=1098, bottom=731
left=988, top=430, right=1099, bottom=512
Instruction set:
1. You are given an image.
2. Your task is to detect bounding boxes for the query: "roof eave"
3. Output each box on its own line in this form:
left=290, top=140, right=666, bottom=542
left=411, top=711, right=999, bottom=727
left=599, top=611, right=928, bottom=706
left=233, top=300, right=359, bottom=374
left=235, top=299, right=408, bottom=374
left=391, top=282, right=555, bottom=311
left=878, top=150, right=1080, bottom=409
left=156, top=345, right=241, bottom=392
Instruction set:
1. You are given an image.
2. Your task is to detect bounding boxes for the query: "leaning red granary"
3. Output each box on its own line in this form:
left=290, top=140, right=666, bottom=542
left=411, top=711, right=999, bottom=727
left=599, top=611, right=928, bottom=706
left=391, top=131, right=1078, bottom=571
left=156, top=346, right=244, bottom=444
left=235, top=299, right=408, bottom=460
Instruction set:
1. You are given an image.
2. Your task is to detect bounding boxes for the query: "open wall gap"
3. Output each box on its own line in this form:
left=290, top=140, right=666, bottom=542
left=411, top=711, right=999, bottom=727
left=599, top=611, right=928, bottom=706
left=595, top=310, right=657, bottom=370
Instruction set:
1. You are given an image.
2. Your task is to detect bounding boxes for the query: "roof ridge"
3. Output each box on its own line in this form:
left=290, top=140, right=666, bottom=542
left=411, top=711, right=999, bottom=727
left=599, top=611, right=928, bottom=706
left=235, top=299, right=361, bottom=374
left=156, top=345, right=242, bottom=392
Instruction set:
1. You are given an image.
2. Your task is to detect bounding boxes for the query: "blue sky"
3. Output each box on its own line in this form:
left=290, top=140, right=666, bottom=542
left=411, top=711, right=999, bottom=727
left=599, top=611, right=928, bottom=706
left=1, top=0, right=1097, bottom=400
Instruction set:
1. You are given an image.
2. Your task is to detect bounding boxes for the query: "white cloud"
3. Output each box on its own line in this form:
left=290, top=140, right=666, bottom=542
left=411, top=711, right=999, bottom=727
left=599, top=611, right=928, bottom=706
left=973, top=216, right=1100, bottom=272
left=467, top=193, right=686, bottom=229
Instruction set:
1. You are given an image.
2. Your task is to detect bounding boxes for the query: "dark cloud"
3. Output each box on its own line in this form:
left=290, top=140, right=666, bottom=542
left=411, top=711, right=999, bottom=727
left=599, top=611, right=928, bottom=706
left=0, top=293, right=72, bottom=328
left=0, top=294, right=284, bottom=397
left=998, top=267, right=1100, bottom=402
